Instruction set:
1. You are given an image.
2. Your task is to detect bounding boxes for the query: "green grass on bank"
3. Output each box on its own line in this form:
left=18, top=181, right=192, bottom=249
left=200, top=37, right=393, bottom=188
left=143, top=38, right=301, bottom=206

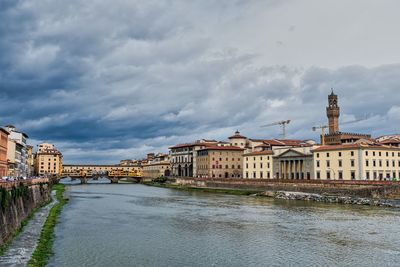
left=28, top=184, right=68, bottom=267
left=0, top=199, right=51, bottom=256
left=143, top=182, right=263, bottom=196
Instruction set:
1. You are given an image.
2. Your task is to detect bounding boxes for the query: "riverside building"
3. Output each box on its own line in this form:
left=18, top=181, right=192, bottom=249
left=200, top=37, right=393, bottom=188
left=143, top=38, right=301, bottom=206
left=169, top=139, right=220, bottom=177
left=312, top=144, right=400, bottom=181
left=34, top=143, right=63, bottom=176
left=142, top=153, right=171, bottom=178
left=196, top=146, right=244, bottom=178
left=243, top=150, right=274, bottom=179
left=0, top=128, right=9, bottom=177
left=5, top=125, right=29, bottom=178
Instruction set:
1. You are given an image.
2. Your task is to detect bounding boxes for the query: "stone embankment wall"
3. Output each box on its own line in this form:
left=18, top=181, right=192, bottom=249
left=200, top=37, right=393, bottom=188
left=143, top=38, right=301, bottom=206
left=0, top=181, right=51, bottom=247
left=172, top=177, right=400, bottom=199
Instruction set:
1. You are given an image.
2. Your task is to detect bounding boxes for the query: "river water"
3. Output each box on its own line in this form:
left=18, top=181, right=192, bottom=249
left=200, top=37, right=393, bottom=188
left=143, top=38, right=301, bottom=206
left=48, top=183, right=400, bottom=267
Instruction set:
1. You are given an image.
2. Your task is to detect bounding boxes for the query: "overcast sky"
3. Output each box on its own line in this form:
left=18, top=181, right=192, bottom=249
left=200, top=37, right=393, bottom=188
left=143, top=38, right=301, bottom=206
left=1, top=0, right=400, bottom=163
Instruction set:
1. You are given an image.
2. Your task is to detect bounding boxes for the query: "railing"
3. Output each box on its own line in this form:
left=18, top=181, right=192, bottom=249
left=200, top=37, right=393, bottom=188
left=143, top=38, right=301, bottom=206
left=0, top=178, right=49, bottom=189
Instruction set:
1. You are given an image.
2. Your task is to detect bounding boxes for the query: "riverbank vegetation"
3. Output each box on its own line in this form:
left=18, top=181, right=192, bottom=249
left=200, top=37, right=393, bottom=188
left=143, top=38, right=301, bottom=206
left=28, top=184, right=67, bottom=267
left=0, top=184, right=50, bottom=256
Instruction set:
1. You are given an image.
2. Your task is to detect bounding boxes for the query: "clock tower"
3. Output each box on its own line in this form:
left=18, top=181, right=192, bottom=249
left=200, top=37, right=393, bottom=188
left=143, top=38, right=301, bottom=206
left=326, top=89, right=340, bottom=134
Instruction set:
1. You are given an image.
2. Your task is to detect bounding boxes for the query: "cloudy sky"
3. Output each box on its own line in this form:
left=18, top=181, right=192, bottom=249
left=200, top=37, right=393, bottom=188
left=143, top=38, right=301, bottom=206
left=1, top=0, right=400, bottom=163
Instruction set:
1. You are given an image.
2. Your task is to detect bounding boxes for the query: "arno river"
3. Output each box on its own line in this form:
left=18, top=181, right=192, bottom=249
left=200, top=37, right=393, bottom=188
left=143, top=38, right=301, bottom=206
left=48, top=182, right=400, bottom=267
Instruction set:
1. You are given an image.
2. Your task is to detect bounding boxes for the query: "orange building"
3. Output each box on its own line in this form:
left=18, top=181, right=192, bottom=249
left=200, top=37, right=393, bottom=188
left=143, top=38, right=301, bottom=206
left=0, top=128, right=9, bottom=177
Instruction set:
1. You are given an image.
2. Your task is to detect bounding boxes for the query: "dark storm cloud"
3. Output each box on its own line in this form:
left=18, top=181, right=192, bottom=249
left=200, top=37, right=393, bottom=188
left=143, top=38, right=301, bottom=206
left=1, top=0, right=400, bottom=163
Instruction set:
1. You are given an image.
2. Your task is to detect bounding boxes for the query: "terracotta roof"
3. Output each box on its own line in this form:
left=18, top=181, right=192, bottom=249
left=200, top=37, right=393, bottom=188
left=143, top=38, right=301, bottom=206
left=0, top=128, right=9, bottom=135
left=252, top=139, right=306, bottom=146
left=198, top=146, right=244, bottom=151
left=379, top=138, right=400, bottom=144
left=169, top=143, right=195, bottom=149
left=312, top=143, right=400, bottom=152
left=243, top=150, right=274, bottom=156
left=255, top=144, right=271, bottom=148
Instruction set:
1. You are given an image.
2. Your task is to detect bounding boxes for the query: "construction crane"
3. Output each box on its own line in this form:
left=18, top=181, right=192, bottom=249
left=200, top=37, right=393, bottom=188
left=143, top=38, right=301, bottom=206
left=312, top=117, right=367, bottom=145
left=312, top=125, right=328, bottom=145
left=261, top=120, right=291, bottom=139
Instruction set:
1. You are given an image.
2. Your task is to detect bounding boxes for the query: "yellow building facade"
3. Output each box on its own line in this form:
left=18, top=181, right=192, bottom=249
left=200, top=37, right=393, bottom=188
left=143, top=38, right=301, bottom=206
left=34, top=143, right=63, bottom=176
left=243, top=150, right=274, bottom=179
left=313, top=144, right=400, bottom=181
left=62, top=164, right=143, bottom=177
left=143, top=153, right=171, bottom=178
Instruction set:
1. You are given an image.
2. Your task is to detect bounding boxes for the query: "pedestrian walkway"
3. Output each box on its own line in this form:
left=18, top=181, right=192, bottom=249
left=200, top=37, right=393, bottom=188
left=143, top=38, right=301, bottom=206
left=0, top=192, right=56, bottom=267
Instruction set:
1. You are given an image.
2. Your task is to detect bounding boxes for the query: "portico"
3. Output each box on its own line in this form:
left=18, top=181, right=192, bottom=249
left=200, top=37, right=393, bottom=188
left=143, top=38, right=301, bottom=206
left=273, top=148, right=314, bottom=180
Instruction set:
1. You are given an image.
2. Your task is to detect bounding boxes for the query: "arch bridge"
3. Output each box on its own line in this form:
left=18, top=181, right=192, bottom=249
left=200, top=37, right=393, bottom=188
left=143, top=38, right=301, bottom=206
left=60, top=169, right=143, bottom=184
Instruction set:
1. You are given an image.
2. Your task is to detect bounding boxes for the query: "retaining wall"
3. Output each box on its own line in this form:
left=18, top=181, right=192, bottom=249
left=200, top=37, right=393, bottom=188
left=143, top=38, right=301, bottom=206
left=0, top=181, right=51, bottom=247
left=172, top=178, right=400, bottom=199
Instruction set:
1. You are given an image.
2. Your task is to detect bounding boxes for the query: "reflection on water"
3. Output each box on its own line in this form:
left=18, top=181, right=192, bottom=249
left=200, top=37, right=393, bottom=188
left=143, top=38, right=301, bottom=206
left=60, top=177, right=112, bottom=185
left=48, top=184, right=400, bottom=267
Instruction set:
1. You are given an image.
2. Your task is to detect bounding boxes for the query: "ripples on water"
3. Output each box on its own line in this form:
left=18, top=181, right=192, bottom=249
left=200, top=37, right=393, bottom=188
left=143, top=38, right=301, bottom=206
left=48, top=184, right=400, bottom=267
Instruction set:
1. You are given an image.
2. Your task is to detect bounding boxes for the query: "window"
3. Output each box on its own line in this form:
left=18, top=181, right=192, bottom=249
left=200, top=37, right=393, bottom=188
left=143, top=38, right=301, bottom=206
left=351, top=151, right=354, bottom=157
left=338, top=171, right=343, bottom=180
left=246, top=172, right=249, bottom=178
left=232, top=165, right=235, bottom=169
left=326, top=160, right=330, bottom=168
left=316, top=171, right=321, bottom=179
left=373, top=160, right=376, bottom=167
left=316, top=153, right=320, bottom=158
left=351, top=171, right=356, bottom=180
left=260, top=172, right=263, bottom=178
left=373, top=151, right=376, bottom=156
left=338, top=152, right=342, bottom=157
left=246, top=157, right=248, bottom=161
left=316, top=160, right=320, bottom=168
left=267, top=163, right=270, bottom=169
left=237, top=165, right=241, bottom=169
left=253, top=172, right=256, bottom=178
left=366, top=160, right=369, bottom=167
left=327, top=153, right=330, bottom=158
left=365, top=151, right=369, bottom=156
left=386, top=152, right=389, bottom=157
left=351, top=160, right=355, bottom=167
left=366, top=172, right=370, bottom=180
left=253, top=163, right=256, bottom=168
left=338, top=160, right=342, bottom=168
left=246, top=163, right=248, bottom=168
left=326, top=171, right=331, bottom=180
